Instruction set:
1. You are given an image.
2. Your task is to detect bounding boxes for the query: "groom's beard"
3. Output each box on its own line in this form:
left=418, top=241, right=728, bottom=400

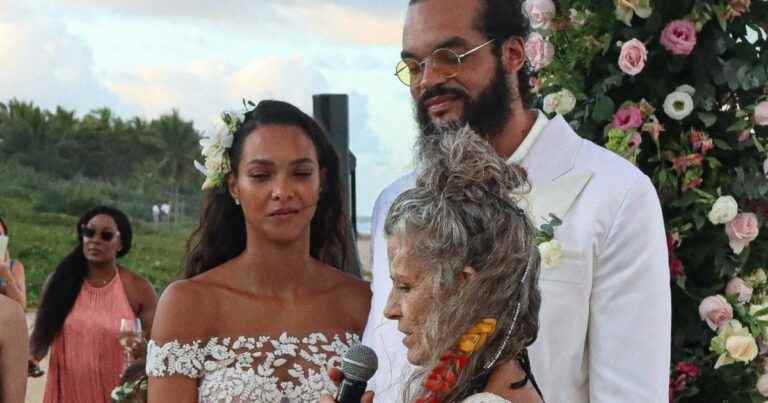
left=415, top=59, right=512, bottom=145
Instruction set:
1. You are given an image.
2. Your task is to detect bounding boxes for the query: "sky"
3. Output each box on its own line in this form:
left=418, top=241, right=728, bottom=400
left=0, top=0, right=418, bottom=217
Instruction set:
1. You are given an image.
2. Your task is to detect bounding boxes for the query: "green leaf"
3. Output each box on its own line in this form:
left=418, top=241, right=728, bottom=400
left=727, top=120, right=750, bottom=133
left=714, top=139, right=733, bottom=150
left=592, top=95, right=615, bottom=123
left=693, top=212, right=706, bottom=230
left=705, top=157, right=723, bottom=170
left=698, top=112, right=717, bottom=127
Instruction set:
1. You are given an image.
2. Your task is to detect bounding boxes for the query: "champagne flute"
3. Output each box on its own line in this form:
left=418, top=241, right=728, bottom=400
left=118, top=318, right=143, bottom=366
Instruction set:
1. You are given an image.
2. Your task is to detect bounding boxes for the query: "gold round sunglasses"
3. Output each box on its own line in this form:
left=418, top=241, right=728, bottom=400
left=394, top=39, right=495, bottom=87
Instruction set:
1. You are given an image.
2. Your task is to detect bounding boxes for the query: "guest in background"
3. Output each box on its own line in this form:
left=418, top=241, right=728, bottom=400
left=0, top=216, right=27, bottom=308
left=29, top=206, right=157, bottom=403
left=0, top=292, right=28, bottom=403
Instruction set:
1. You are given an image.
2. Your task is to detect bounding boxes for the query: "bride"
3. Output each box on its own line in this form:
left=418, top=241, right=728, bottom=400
left=147, top=100, right=370, bottom=402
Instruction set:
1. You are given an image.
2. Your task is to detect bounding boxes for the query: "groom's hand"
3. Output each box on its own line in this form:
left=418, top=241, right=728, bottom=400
left=319, top=367, right=375, bottom=403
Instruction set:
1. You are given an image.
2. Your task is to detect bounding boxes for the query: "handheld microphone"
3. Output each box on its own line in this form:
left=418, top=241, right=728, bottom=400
left=336, top=344, right=378, bottom=403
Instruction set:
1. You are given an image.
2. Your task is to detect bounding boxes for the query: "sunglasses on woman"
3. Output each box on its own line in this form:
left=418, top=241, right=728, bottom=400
left=80, top=226, right=120, bottom=242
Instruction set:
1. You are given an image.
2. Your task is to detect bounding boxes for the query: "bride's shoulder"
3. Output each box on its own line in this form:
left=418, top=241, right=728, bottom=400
left=153, top=279, right=217, bottom=343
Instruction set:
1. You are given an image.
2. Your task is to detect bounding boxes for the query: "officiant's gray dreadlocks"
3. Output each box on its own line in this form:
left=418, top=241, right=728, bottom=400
left=385, top=124, right=541, bottom=403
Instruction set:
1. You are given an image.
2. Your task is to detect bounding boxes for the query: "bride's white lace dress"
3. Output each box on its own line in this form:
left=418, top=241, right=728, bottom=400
left=146, top=331, right=360, bottom=403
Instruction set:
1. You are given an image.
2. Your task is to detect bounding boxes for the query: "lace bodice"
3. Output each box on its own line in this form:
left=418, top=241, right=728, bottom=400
left=147, top=332, right=360, bottom=403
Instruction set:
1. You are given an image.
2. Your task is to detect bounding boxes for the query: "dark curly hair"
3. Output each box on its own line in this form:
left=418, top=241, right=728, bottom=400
left=30, top=206, right=133, bottom=358
left=184, top=100, right=352, bottom=278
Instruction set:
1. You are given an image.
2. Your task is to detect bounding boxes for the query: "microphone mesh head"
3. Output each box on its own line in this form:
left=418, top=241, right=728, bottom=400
left=341, top=344, right=378, bottom=382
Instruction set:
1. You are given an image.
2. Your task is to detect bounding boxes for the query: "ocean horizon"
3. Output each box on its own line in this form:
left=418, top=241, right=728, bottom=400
left=356, top=216, right=372, bottom=236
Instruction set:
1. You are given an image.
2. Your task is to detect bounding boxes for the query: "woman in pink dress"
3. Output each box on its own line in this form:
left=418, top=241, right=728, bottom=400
left=29, top=206, right=158, bottom=402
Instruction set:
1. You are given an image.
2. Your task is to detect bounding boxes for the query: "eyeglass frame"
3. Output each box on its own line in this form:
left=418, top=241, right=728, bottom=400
left=80, top=225, right=121, bottom=242
left=395, top=38, right=496, bottom=87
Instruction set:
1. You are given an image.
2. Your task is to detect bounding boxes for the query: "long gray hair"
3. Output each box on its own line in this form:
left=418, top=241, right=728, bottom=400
left=385, top=125, right=541, bottom=402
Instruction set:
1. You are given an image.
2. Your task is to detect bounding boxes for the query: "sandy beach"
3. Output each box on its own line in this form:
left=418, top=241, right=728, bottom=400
left=23, top=235, right=371, bottom=402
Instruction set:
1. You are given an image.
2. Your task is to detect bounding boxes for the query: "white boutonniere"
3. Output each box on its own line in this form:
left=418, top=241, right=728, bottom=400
left=536, top=214, right=563, bottom=268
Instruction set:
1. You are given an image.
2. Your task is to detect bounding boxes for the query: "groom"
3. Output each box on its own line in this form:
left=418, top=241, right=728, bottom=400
left=362, top=0, right=671, bottom=402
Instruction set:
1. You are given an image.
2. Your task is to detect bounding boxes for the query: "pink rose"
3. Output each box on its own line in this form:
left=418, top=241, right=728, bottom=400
left=699, top=295, right=733, bottom=329
left=738, top=129, right=752, bottom=143
left=726, top=277, right=754, bottom=303
left=618, top=39, right=647, bottom=76
left=726, top=213, right=760, bottom=254
left=660, top=20, right=697, bottom=56
left=755, top=101, right=768, bottom=126
left=675, top=362, right=700, bottom=379
left=525, top=33, right=555, bottom=71
left=612, top=105, right=644, bottom=130
left=523, top=0, right=556, bottom=29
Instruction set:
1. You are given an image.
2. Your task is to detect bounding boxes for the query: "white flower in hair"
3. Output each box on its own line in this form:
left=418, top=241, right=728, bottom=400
left=194, top=110, right=242, bottom=190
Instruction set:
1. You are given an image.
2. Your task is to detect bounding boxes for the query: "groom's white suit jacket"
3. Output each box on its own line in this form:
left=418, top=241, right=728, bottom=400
left=362, top=114, right=671, bottom=403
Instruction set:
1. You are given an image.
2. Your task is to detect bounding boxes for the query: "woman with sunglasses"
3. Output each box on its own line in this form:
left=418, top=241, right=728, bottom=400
left=0, top=217, right=27, bottom=308
left=29, top=206, right=158, bottom=403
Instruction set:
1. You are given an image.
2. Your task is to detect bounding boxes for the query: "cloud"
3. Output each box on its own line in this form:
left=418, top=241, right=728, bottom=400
left=0, top=16, right=121, bottom=114
left=105, top=56, right=330, bottom=133
left=278, top=2, right=403, bottom=45
left=52, top=0, right=406, bottom=45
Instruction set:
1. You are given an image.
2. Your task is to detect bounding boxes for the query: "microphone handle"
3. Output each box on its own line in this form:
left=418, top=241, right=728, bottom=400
left=336, top=378, right=367, bottom=403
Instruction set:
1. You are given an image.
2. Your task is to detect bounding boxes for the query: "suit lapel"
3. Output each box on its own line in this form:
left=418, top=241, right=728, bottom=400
left=518, top=116, right=593, bottom=227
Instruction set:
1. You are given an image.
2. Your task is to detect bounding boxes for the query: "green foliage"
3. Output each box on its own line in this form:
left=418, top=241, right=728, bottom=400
left=0, top=100, right=207, bottom=307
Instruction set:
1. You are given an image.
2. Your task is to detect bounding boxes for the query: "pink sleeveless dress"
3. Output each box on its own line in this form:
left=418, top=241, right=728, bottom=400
left=43, top=270, right=136, bottom=403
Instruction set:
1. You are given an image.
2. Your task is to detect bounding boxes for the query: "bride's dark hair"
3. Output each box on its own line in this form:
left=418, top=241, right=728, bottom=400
left=184, top=100, right=351, bottom=278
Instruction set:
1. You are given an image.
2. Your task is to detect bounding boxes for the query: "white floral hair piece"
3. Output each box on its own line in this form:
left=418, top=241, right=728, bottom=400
left=194, top=109, right=245, bottom=190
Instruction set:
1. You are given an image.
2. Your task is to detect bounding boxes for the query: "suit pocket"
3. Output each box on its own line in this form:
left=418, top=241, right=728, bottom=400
left=538, top=246, right=586, bottom=285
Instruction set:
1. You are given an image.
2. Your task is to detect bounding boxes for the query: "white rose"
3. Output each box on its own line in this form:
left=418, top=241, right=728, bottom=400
left=556, top=89, right=576, bottom=115
left=726, top=334, right=759, bottom=362
left=543, top=89, right=576, bottom=115
left=757, top=374, right=768, bottom=397
left=538, top=239, right=563, bottom=268
left=675, top=84, right=696, bottom=96
left=663, top=91, right=694, bottom=120
left=707, top=195, right=739, bottom=225
left=523, top=0, right=556, bottom=29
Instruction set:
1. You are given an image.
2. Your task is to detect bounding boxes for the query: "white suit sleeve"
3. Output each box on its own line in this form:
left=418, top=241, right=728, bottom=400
left=589, top=175, right=671, bottom=402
